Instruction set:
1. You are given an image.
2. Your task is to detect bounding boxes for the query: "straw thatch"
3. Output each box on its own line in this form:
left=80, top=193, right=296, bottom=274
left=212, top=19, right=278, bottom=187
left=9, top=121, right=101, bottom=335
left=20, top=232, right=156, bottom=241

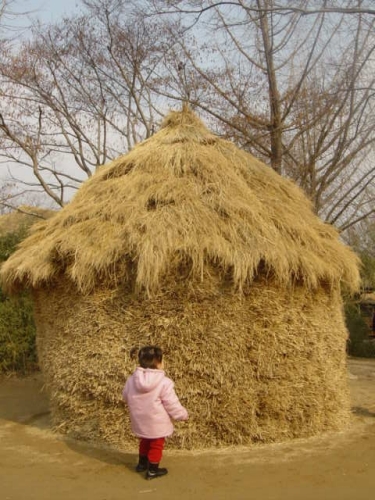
left=360, top=292, right=375, bottom=306
left=0, top=108, right=360, bottom=450
left=0, top=206, right=56, bottom=236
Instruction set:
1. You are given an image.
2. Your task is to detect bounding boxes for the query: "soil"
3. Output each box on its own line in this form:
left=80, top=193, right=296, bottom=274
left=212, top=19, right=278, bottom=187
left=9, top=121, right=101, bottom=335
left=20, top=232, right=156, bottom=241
left=1, top=357, right=375, bottom=500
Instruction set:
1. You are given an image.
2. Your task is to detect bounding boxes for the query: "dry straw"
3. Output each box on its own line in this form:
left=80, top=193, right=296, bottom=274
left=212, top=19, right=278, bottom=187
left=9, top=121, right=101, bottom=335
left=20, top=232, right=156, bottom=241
left=1, top=108, right=360, bottom=450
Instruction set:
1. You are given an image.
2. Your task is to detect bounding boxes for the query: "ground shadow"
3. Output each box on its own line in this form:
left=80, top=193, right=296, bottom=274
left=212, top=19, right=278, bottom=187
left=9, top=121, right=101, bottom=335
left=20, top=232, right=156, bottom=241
left=352, top=406, right=375, bottom=418
left=64, top=437, right=137, bottom=472
left=0, top=373, right=138, bottom=472
left=0, top=373, right=50, bottom=429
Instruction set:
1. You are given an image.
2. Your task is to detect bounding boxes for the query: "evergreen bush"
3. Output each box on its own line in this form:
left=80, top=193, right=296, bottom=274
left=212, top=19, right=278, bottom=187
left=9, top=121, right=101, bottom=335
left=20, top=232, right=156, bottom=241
left=345, top=301, right=375, bottom=358
left=0, top=227, right=38, bottom=374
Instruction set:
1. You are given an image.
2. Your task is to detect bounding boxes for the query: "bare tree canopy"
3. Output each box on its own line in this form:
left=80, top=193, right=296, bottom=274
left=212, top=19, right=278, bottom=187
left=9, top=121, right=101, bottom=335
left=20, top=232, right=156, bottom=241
left=145, top=0, right=375, bottom=231
left=147, top=0, right=375, bottom=17
left=0, top=1, right=172, bottom=206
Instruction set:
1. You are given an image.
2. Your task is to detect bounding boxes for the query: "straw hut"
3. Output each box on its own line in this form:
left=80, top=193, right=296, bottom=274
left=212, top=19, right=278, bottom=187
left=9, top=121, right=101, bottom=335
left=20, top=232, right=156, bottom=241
left=0, top=108, right=360, bottom=450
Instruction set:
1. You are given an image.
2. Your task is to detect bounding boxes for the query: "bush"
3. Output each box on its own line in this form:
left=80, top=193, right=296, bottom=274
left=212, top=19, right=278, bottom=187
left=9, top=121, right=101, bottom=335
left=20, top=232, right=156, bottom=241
left=0, top=226, right=38, bottom=374
left=0, top=293, right=37, bottom=373
left=345, top=301, right=375, bottom=358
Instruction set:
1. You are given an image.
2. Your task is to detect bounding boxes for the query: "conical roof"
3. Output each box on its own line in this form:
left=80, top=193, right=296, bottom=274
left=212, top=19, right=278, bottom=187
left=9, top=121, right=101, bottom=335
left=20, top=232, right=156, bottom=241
left=0, top=108, right=360, bottom=295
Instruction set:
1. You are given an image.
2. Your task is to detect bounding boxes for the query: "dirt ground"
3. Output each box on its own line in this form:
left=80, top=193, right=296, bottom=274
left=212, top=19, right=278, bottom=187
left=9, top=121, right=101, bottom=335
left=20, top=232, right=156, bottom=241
left=1, top=358, right=375, bottom=500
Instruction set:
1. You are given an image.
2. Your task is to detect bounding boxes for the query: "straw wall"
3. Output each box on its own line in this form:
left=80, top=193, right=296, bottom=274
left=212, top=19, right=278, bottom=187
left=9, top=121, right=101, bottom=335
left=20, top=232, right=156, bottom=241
left=32, top=274, right=350, bottom=450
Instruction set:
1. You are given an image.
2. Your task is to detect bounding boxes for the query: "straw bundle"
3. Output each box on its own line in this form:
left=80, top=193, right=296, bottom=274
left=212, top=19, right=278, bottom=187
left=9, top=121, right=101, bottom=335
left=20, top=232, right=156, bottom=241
left=1, top=108, right=359, bottom=449
left=32, top=275, right=350, bottom=449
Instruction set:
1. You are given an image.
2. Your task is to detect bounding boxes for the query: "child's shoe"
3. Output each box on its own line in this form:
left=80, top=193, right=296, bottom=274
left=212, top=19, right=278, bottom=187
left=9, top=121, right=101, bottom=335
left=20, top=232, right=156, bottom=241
left=146, top=462, right=168, bottom=480
left=135, top=455, right=148, bottom=472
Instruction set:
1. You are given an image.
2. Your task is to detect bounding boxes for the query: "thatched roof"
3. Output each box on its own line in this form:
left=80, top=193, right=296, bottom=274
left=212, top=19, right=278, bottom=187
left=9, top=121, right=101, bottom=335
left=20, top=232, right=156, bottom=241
left=0, top=108, right=360, bottom=295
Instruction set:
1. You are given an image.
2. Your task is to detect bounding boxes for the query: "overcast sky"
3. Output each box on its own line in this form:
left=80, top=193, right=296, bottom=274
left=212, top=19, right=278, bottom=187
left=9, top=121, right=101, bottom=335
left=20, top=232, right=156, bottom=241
left=14, top=0, right=81, bottom=23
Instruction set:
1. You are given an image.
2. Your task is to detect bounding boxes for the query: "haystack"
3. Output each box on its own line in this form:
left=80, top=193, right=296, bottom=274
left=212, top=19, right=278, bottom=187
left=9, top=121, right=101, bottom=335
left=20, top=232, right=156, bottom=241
left=0, top=108, right=360, bottom=450
left=0, top=206, right=56, bottom=235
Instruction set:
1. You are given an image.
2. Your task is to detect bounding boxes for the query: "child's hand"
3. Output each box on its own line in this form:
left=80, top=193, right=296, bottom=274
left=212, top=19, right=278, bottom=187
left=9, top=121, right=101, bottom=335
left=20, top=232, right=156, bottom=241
left=180, top=412, right=189, bottom=421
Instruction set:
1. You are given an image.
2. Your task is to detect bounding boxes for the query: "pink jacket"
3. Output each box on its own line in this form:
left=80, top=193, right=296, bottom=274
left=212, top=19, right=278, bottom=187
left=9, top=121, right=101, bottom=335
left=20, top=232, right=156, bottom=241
left=122, top=367, right=188, bottom=439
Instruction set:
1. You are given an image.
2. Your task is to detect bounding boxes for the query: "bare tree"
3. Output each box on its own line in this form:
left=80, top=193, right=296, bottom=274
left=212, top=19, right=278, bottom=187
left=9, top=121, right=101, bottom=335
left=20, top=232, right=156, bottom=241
left=0, top=182, right=23, bottom=215
left=0, top=0, right=14, bottom=26
left=148, top=0, right=375, bottom=18
left=0, top=0, right=6, bottom=19
left=1, top=0, right=375, bottom=233
left=0, top=0, right=167, bottom=207
left=146, top=0, right=375, bottom=231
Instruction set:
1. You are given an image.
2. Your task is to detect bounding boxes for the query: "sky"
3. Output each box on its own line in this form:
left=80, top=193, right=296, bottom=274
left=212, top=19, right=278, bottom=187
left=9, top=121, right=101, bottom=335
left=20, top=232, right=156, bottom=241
left=12, top=0, right=82, bottom=24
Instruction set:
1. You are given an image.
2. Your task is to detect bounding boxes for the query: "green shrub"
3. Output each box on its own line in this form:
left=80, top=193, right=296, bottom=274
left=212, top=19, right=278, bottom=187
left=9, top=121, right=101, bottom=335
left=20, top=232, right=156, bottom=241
left=345, top=301, right=375, bottom=358
left=0, top=293, right=37, bottom=373
left=359, top=253, right=375, bottom=290
left=0, top=226, right=38, bottom=374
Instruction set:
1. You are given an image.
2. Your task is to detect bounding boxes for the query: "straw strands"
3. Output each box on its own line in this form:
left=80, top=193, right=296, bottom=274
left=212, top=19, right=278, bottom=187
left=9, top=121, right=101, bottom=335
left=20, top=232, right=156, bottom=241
left=0, top=107, right=360, bottom=449
left=33, top=275, right=350, bottom=449
left=0, top=108, right=359, bottom=296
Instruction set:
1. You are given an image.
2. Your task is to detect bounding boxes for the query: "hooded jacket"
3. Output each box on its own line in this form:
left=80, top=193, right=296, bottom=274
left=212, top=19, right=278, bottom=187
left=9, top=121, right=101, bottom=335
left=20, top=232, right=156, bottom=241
left=122, top=367, right=188, bottom=439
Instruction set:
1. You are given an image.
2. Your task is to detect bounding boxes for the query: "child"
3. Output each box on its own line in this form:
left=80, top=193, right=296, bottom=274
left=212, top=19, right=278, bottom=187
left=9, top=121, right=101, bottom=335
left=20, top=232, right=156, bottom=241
left=122, top=345, right=188, bottom=480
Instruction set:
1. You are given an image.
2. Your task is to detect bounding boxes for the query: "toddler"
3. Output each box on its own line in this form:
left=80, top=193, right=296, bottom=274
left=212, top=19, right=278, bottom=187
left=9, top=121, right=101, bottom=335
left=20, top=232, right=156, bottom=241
left=122, top=345, right=188, bottom=480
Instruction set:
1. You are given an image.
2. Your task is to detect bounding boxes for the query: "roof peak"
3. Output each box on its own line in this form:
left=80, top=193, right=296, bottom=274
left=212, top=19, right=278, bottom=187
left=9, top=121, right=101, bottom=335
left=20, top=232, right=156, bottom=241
left=160, top=107, right=209, bottom=129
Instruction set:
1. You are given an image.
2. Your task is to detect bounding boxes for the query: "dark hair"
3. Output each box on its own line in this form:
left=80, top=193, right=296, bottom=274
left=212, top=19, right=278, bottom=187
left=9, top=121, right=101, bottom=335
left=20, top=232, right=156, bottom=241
left=130, top=345, right=163, bottom=369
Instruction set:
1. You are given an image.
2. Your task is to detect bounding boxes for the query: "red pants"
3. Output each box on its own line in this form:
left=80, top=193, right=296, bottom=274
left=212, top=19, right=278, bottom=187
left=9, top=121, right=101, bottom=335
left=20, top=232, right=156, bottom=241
left=139, top=437, right=165, bottom=464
